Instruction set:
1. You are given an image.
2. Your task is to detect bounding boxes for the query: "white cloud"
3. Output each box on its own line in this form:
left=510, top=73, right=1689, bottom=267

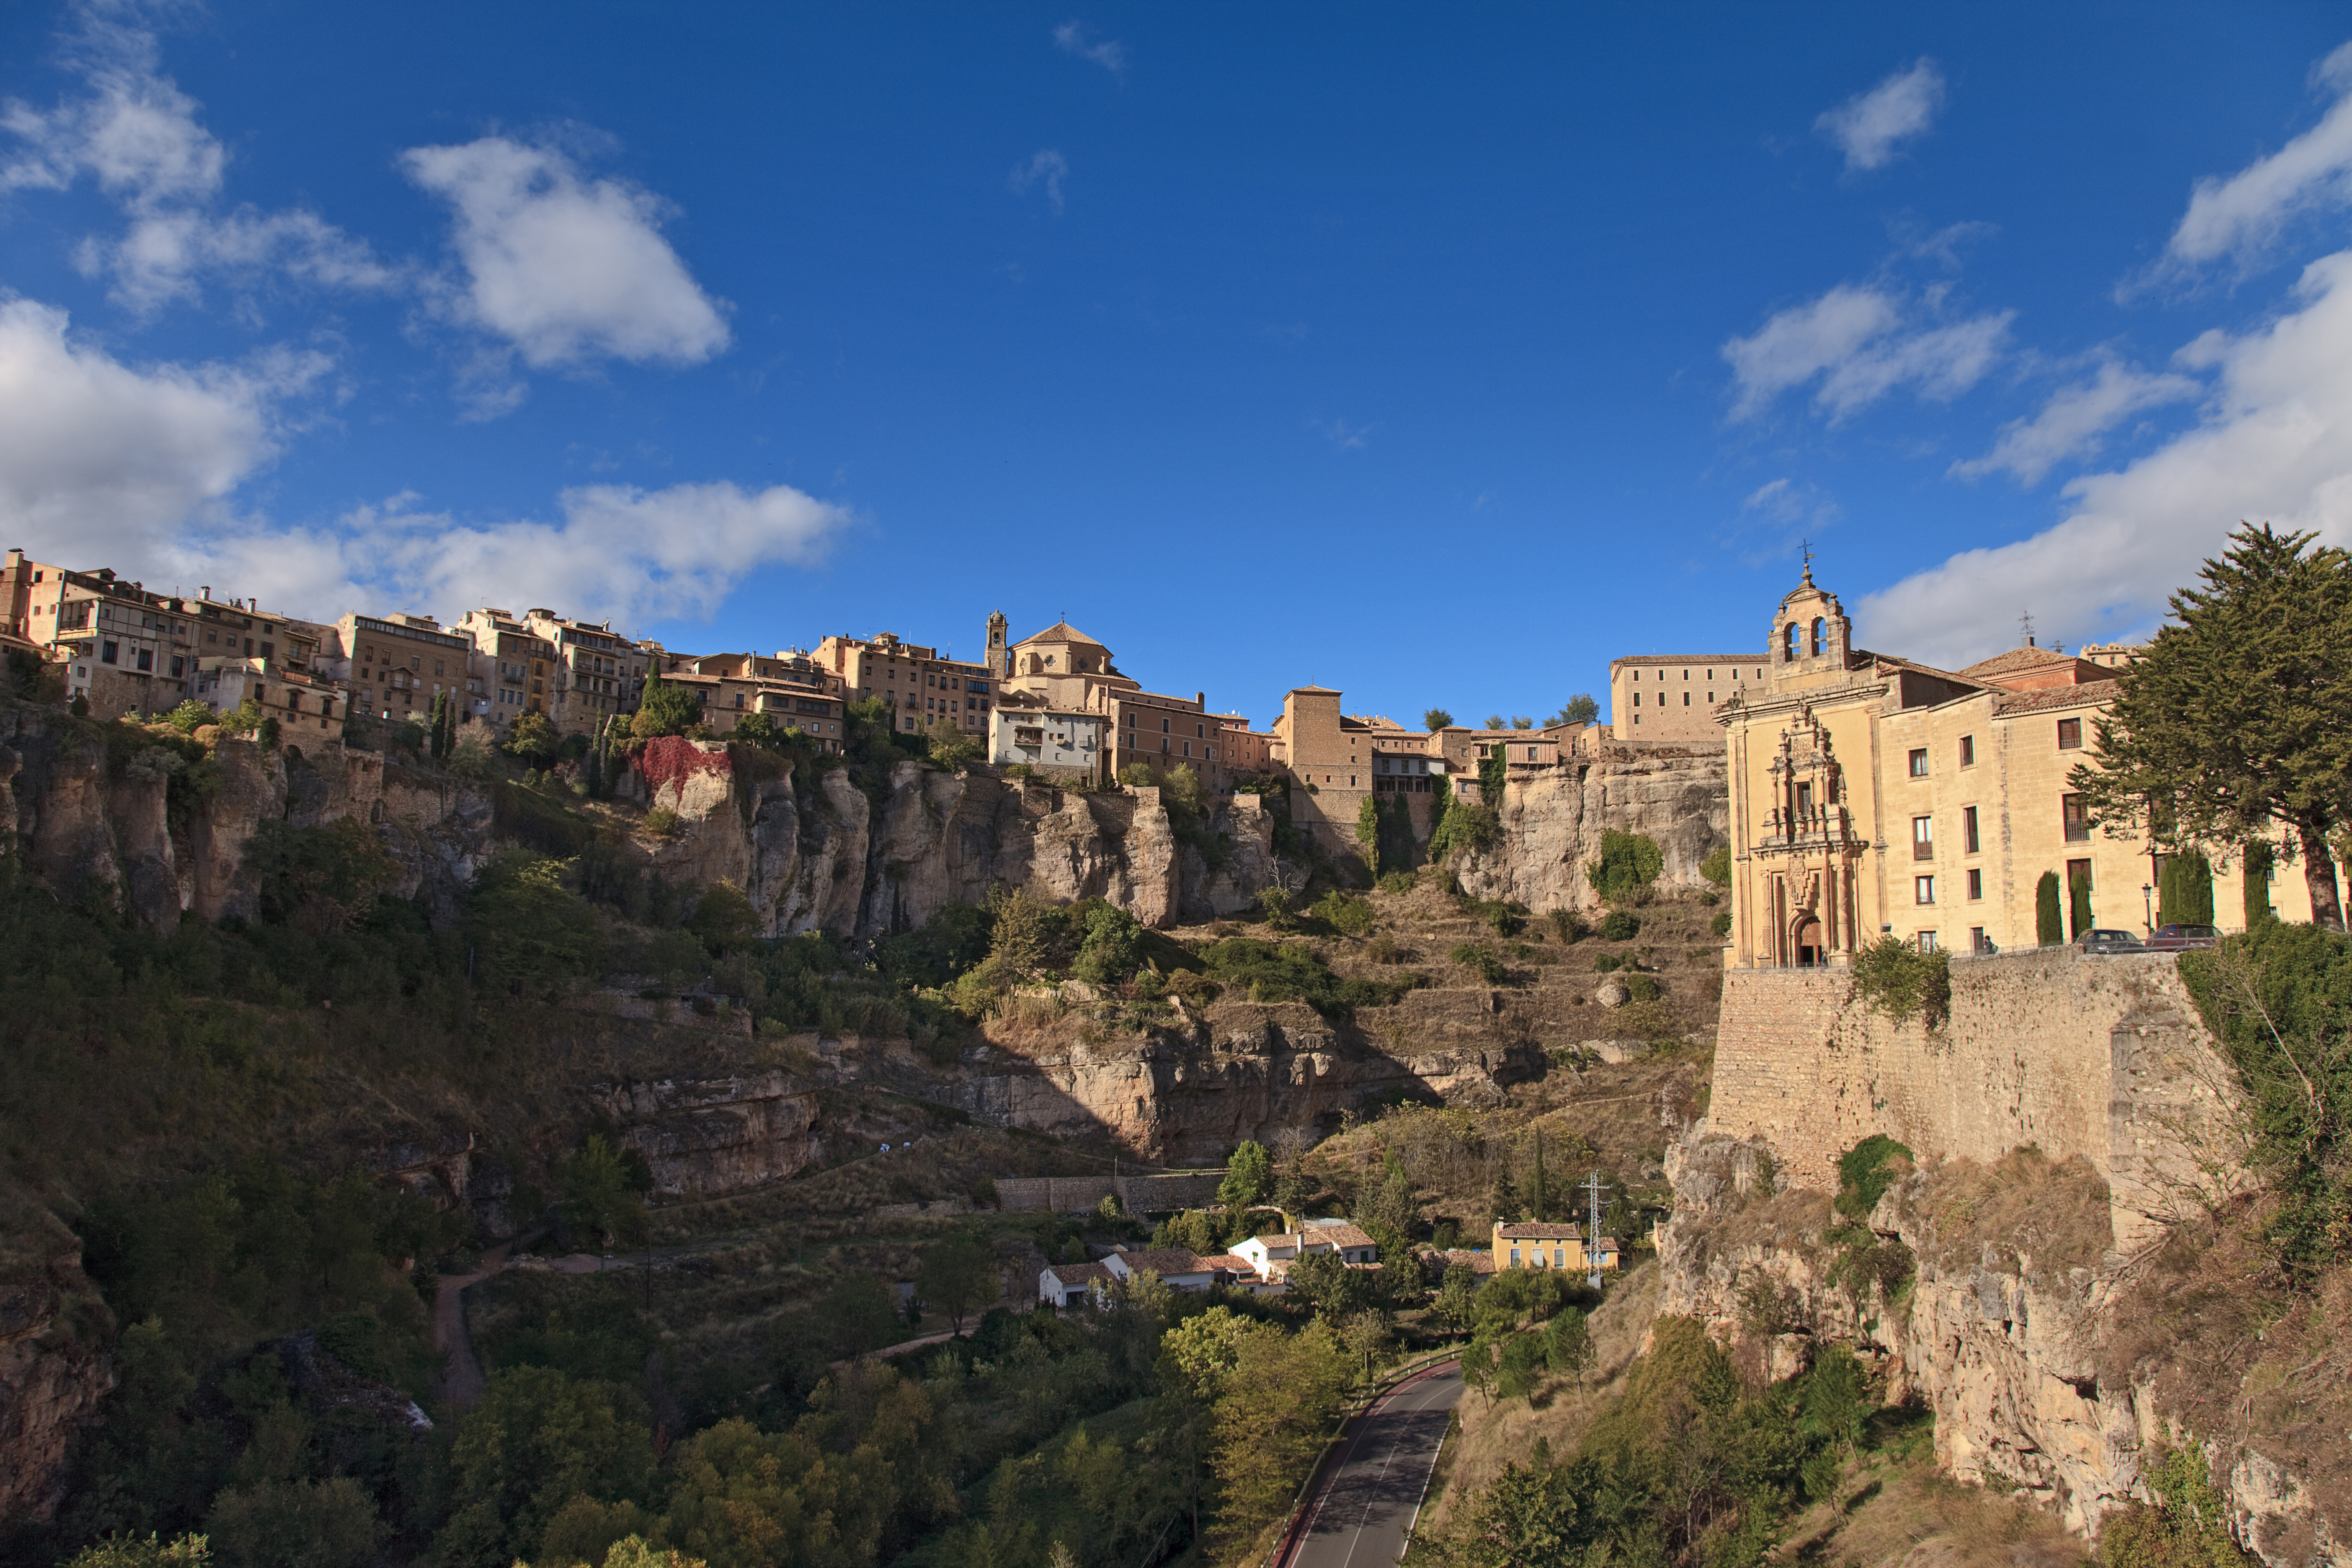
left=2159, top=41, right=2352, bottom=274
left=1, top=4, right=395, bottom=313
left=1859, top=248, right=2352, bottom=669
left=1723, top=284, right=2011, bottom=421
left=1816, top=59, right=1946, bottom=172
left=190, top=481, right=850, bottom=629
left=1052, top=21, right=1127, bottom=75
left=1950, top=358, right=2201, bottom=484
left=0, top=295, right=324, bottom=567
left=1314, top=416, right=1371, bottom=451
left=401, top=137, right=732, bottom=373
left=1009, top=149, right=1069, bottom=215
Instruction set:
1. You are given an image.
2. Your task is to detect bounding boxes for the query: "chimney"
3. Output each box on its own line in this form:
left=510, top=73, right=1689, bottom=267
left=1196, top=691, right=1205, bottom=707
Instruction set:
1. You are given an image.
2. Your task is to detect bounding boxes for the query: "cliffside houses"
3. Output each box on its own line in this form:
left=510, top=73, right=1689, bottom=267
left=1490, top=1220, right=1621, bottom=1274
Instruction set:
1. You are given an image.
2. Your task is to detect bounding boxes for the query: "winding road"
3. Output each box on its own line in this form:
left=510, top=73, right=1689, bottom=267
left=1276, top=1361, right=1464, bottom=1568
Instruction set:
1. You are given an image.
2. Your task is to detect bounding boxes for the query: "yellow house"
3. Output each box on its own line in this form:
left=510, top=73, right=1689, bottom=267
left=1721, top=566, right=2325, bottom=967
left=1490, top=1220, right=1617, bottom=1273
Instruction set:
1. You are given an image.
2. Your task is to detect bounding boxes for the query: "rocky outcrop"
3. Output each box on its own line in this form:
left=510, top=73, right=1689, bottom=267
left=1454, top=745, right=1728, bottom=911
left=594, top=1070, right=826, bottom=1197
left=0, top=1196, right=115, bottom=1524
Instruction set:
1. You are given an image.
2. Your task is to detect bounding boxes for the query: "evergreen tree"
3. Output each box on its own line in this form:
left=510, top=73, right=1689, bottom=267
left=2243, top=842, right=2276, bottom=927
left=1528, top=1129, right=1547, bottom=1222
left=2158, top=849, right=2214, bottom=926
left=2069, top=865, right=2094, bottom=939
left=1489, top=1162, right=1520, bottom=1225
left=2068, top=524, right=2352, bottom=930
left=2036, top=871, right=2064, bottom=946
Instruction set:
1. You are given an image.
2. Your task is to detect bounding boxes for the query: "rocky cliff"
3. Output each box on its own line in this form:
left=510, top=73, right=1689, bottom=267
left=1453, top=744, right=1729, bottom=910
left=1661, top=960, right=2351, bottom=1564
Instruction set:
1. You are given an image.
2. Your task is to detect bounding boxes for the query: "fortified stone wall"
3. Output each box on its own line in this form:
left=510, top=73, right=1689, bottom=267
left=1707, top=949, right=2241, bottom=1246
left=993, top=1172, right=1226, bottom=1214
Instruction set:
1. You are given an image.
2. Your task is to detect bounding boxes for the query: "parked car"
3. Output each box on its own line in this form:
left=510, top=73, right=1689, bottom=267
left=2146, top=923, right=2220, bottom=951
left=2077, top=928, right=2147, bottom=954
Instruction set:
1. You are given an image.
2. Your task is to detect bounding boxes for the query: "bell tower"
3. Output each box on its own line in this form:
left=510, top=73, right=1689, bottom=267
left=1767, top=555, right=1852, bottom=687
left=986, top=611, right=1009, bottom=677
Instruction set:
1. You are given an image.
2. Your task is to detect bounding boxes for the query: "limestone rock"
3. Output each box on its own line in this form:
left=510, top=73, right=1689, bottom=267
left=1595, top=978, right=1631, bottom=1008
left=1454, top=744, right=1728, bottom=912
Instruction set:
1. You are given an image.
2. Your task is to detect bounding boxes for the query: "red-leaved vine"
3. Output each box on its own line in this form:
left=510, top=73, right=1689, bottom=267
left=635, top=734, right=733, bottom=804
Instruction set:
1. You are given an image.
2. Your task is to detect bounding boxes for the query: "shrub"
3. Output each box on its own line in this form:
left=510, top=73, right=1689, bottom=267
left=1364, top=933, right=1401, bottom=964
left=1117, top=761, right=1158, bottom=788
left=1585, top=830, right=1664, bottom=907
left=1312, top=891, right=1375, bottom=935
left=630, top=672, right=701, bottom=739
left=1851, top=936, right=1950, bottom=1029
left=2241, top=841, right=2275, bottom=927
left=1430, top=800, right=1499, bottom=859
left=1598, top=910, right=1640, bottom=942
left=1377, top=871, right=1416, bottom=895
left=1450, top=943, right=1506, bottom=985
left=2158, top=849, right=2214, bottom=927
left=1624, top=973, right=1660, bottom=1003
left=2037, top=870, right=2064, bottom=945
left=642, top=807, right=679, bottom=838
left=1700, top=845, right=1731, bottom=887
left=1546, top=907, right=1588, bottom=943
left=1594, top=953, right=1621, bottom=973
left=1710, top=909, right=1733, bottom=938
left=503, top=710, right=560, bottom=764
left=1423, top=708, right=1454, bottom=731
left=162, top=699, right=213, bottom=734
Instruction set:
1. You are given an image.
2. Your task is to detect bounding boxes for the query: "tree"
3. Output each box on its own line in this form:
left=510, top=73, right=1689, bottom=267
left=2068, top=524, right=2352, bottom=930
left=1433, top=1263, right=1477, bottom=1331
left=924, top=714, right=983, bottom=768
left=1527, top=1130, right=1547, bottom=1222
left=1218, top=1140, right=1274, bottom=1211
left=1484, top=714, right=1506, bottom=731
left=2037, top=870, right=2064, bottom=946
left=1509, top=716, right=1534, bottom=731
left=917, top=1230, right=995, bottom=1333
left=435, top=1365, right=655, bottom=1568
left=1490, top=1163, right=1521, bottom=1224
left=504, top=710, right=560, bottom=765
left=630, top=671, right=702, bottom=740
left=66, top=1537, right=214, bottom=1568
left=1545, top=694, right=1599, bottom=730
left=1423, top=708, right=1455, bottom=732
left=1585, top=831, right=1664, bottom=907
left=555, top=1135, right=648, bottom=1249
left=2069, top=863, right=2094, bottom=939
left=2159, top=849, right=2215, bottom=927
left=2243, top=842, right=2276, bottom=927
left=1355, top=796, right=1381, bottom=868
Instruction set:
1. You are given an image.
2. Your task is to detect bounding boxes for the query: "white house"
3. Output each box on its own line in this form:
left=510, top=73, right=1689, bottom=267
left=989, top=693, right=1105, bottom=776
left=1233, top=1223, right=1380, bottom=1279
left=1038, top=1262, right=1113, bottom=1308
left=1100, top=1247, right=1218, bottom=1292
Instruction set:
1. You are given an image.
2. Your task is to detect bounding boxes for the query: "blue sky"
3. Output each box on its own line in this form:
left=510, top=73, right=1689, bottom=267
left=7, top=4, right=2352, bottom=729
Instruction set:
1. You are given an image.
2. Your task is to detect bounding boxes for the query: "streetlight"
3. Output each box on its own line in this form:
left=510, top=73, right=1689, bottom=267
left=2141, top=883, right=2153, bottom=932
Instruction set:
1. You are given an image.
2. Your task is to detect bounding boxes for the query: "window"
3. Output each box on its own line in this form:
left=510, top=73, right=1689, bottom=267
left=1971, top=927, right=1989, bottom=953
left=1963, top=805, right=1980, bottom=854
left=1918, top=931, right=1939, bottom=953
left=1553, top=1248, right=1565, bottom=1267
left=101, top=640, right=118, bottom=664
left=169, top=656, right=183, bottom=677
left=1782, top=624, right=1797, bottom=661
left=1959, top=734, right=1975, bottom=767
left=1916, top=875, right=1935, bottom=904
left=2057, top=717, right=2083, bottom=750
left=1796, top=780, right=1813, bottom=814
left=2063, top=793, right=2091, bottom=843
left=2068, top=858, right=2093, bottom=895
left=135, top=648, right=152, bottom=671
left=1912, top=816, right=1933, bottom=860
left=1510, top=1248, right=1521, bottom=1266
left=1908, top=748, right=1928, bottom=777
left=1633, top=691, right=1640, bottom=707
left=1967, top=868, right=1983, bottom=900
left=1682, top=692, right=1690, bottom=706
left=1810, top=616, right=1824, bottom=656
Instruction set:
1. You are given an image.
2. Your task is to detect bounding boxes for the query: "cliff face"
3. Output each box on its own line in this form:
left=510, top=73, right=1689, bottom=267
left=0, top=1194, right=112, bottom=1524
left=1453, top=745, right=1729, bottom=910
left=1663, top=957, right=2349, bottom=1563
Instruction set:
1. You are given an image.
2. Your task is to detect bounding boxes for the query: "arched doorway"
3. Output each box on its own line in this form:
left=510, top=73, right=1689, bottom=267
left=1792, top=915, right=1823, bottom=967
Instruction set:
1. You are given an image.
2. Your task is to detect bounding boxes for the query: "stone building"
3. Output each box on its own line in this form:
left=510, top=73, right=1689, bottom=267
left=1722, top=567, right=2321, bottom=968
left=1607, top=653, right=1768, bottom=743
left=1271, top=688, right=1460, bottom=855
left=337, top=612, right=477, bottom=727
left=451, top=609, right=559, bottom=728
left=3, top=552, right=200, bottom=717
left=987, top=690, right=1104, bottom=776
left=997, top=621, right=1266, bottom=790
left=517, top=610, right=649, bottom=736
left=817, top=629, right=998, bottom=740
left=654, top=649, right=847, bottom=750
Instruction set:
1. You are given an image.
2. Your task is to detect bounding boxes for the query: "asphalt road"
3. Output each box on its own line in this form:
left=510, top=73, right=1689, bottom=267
left=1278, top=1362, right=1464, bottom=1568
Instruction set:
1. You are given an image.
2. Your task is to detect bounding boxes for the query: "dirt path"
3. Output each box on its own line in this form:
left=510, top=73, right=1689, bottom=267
left=828, top=1327, right=963, bottom=1373
left=433, top=1243, right=510, bottom=1410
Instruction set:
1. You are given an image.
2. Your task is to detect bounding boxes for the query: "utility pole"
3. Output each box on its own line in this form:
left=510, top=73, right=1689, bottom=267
left=1583, top=1171, right=1607, bottom=1291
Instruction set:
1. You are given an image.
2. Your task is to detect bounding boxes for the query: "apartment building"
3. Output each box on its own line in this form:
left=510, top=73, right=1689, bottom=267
left=1721, top=568, right=2322, bottom=968
left=657, top=649, right=847, bottom=750
left=818, top=629, right=998, bottom=739
left=451, top=609, right=558, bottom=725
left=1608, top=653, right=1766, bottom=743
left=338, top=613, right=477, bottom=726
left=1000, top=621, right=1270, bottom=791
left=988, top=689, right=1105, bottom=775
left=518, top=610, right=648, bottom=736
left=3, top=552, right=200, bottom=717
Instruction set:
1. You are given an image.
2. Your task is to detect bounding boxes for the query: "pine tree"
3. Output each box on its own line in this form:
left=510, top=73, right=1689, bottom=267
left=2068, top=524, right=2352, bottom=930
left=2069, top=865, right=2094, bottom=939
left=2158, top=850, right=2214, bottom=927
left=1489, top=1163, right=1520, bottom=1225
left=1529, top=1128, right=1547, bottom=1222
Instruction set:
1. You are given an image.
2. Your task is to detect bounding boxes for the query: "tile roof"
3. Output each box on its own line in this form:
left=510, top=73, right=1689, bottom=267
left=1303, top=1223, right=1377, bottom=1250
left=1112, top=1248, right=1210, bottom=1276
left=1196, top=1253, right=1254, bottom=1272
left=1957, top=644, right=2084, bottom=681
left=1492, top=1222, right=1584, bottom=1240
left=1016, top=622, right=1108, bottom=649
left=1990, top=679, right=2121, bottom=717
left=1045, top=1262, right=1113, bottom=1285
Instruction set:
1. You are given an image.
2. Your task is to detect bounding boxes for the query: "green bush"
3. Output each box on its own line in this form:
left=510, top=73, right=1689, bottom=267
left=2242, top=842, right=2276, bottom=927
left=642, top=807, right=679, bottom=838
left=1377, top=871, right=1416, bottom=895
left=2037, top=870, right=2065, bottom=945
left=1545, top=908, right=1588, bottom=943
left=1593, top=953, right=1621, bottom=973
left=1625, top=973, right=1660, bottom=1002
left=1597, top=910, right=1639, bottom=942
left=1699, top=845, right=1731, bottom=887
left=1195, top=937, right=1424, bottom=1015
left=1851, top=937, right=1950, bottom=1030
left=1429, top=799, right=1499, bottom=860
left=629, top=672, right=701, bottom=740
left=1710, top=909, right=1733, bottom=937
left=1584, top=831, right=1664, bottom=907
left=2158, top=849, right=2215, bottom=927
left=1311, top=892, right=1376, bottom=935
left=1450, top=943, right=1506, bottom=985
